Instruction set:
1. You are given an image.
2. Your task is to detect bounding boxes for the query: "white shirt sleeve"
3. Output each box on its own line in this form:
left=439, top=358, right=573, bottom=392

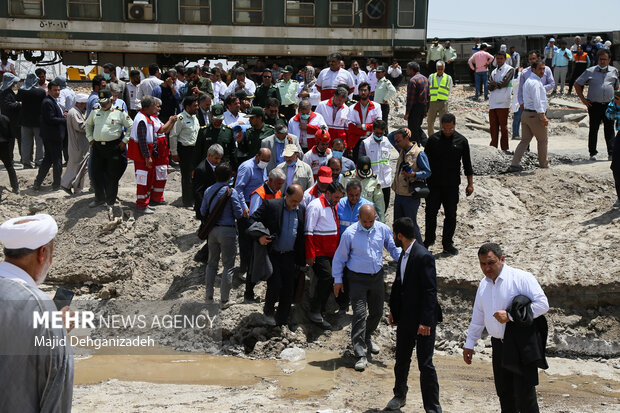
left=465, top=285, right=486, bottom=349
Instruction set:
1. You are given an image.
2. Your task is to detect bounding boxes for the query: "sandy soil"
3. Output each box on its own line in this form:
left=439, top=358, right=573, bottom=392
left=0, top=83, right=619, bottom=412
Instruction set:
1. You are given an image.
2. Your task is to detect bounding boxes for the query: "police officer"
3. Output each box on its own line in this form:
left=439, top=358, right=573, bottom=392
left=85, top=89, right=133, bottom=207
left=239, top=107, right=274, bottom=163
left=276, top=65, right=300, bottom=121
left=339, top=156, right=385, bottom=222
left=196, top=104, right=238, bottom=169
left=170, top=96, right=200, bottom=208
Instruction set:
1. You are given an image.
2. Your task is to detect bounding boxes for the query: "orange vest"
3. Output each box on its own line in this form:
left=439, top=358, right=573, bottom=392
left=251, top=184, right=282, bottom=202
left=574, top=53, right=588, bottom=63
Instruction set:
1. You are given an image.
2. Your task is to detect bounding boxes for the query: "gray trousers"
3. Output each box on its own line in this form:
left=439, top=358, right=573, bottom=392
left=348, top=268, right=385, bottom=357
left=553, top=66, right=568, bottom=93
left=20, top=126, right=44, bottom=166
left=206, top=225, right=238, bottom=303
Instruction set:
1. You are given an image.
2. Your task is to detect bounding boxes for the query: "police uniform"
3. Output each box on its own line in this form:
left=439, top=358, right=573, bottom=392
left=276, top=65, right=300, bottom=121
left=85, top=91, right=133, bottom=206
left=339, top=169, right=386, bottom=222
left=170, top=109, right=200, bottom=207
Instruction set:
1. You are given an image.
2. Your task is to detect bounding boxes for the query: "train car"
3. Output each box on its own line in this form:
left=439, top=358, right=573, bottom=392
left=0, top=0, right=428, bottom=67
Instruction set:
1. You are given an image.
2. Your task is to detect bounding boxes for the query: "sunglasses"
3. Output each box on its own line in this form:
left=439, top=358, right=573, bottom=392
left=263, top=75, right=272, bottom=78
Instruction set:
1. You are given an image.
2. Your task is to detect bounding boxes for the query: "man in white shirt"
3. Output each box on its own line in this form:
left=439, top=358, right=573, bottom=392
left=387, top=59, right=403, bottom=87
left=509, top=60, right=549, bottom=171
left=137, top=63, right=163, bottom=101
left=463, top=243, right=549, bottom=413
left=316, top=53, right=355, bottom=101
left=488, top=53, right=514, bottom=151
left=224, top=67, right=256, bottom=100
left=347, top=60, right=369, bottom=100
left=366, top=57, right=378, bottom=94
left=126, top=69, right=142, bottom=119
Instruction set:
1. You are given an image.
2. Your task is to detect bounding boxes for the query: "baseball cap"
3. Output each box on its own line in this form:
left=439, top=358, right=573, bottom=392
left=248, top=106, right=264, bottom=118
left=317, top=166, right=333, bottom=184
left=282, top=65, right=294, bottom=74
left=549, top=38, right=556, bottom=42
left=97, top=89, right=112, bottom=104
left=211, top=104, right=225, bottom=120
left=282, top=144, right=298, bottom=157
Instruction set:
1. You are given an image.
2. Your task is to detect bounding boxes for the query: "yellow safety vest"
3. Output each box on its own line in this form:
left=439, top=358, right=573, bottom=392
left=429, top=73, right=451, bottom=102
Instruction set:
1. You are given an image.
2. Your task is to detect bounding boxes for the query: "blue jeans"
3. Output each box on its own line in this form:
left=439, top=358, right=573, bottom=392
left=512, top=107, right=522, bottom=137
left=474, top=72, right=488, bottom=98
left=393, top=194, right=422, bottom=243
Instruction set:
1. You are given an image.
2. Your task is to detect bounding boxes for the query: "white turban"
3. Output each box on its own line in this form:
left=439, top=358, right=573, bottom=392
left=75, top=93, right=89, bottom=104
left=0, top=214, right=58, bottom=250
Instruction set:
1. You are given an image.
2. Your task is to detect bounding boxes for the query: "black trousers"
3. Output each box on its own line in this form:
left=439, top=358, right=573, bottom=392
left=90, top=140, right=124, bottom=205
left=425, top=185, right=459, bottom=249
left=264, top=251, right=296, bottom=325
left=568, top=63, right=587, bottom=94
left=178, top=143, right=195, bottom=207
left=279, top=105, right=296, bottom=122
left=408, top=103, right=427, bottom=146
left=382, top=187, right=391, bottom=210
left=491, top=338, right=539, bottom=413
left=445, top=62, right=455, bottom=82
left=612, top=131, right=620, bottom=200
left=380, top=103, right=390, bottom=131
left=587, top=102, right=615, bottom=157
left=35, top=137, right=63, bottom=188
left=427, top=61, right=437, bottom=77
left=238, top=217, right=255, bottom=299
left=393, top=324, right=442, bottom=412
left=0, top=141, right=18, bottom=191
left=310, top=256, right=348, bottom=314
left=128, top=109, right=139, bottom=119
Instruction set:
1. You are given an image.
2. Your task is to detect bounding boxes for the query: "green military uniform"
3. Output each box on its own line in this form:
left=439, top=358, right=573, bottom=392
left=195, top=124, right=238, bottom=169
left=264, top=113, right=287, bottom=127
left=339, top=170, right=386, bottom=222
left=240, top=123, right=274, bottom=160
left=253, top=84, right=279, bottom=108
left=186, top=76, right=214, bottom=97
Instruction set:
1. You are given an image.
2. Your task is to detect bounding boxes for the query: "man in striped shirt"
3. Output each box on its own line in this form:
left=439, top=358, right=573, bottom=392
left=404, top=62, right=429, bottom=145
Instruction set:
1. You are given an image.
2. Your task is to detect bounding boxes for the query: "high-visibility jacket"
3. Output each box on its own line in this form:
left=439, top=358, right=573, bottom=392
left=429, top=73, right=451, bottom=102
left=251, top=183, right=282, bottom=202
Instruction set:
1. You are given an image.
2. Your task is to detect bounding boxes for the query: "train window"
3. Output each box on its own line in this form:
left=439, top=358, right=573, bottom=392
left=285, top=0, right=315, bottom=26
left=179, top=0, right=211, bottom=23
left=233, top=0, right=263, bottom=25
left=67, top=0, right=101, bottom=20
left=397, top=0, right=415, bottom=27
left=330, top=0, right=354, bottom=27
left=9, top=0, right=44, bottom=17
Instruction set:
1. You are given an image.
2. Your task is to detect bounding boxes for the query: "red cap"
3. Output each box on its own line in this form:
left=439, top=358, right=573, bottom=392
left=315, top=128, right=330, bottom=143
left=317, top=166, right=333, bottom=184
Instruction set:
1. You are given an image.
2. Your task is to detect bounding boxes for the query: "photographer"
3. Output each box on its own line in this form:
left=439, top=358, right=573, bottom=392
left=391, top=128, right=431, bottom=244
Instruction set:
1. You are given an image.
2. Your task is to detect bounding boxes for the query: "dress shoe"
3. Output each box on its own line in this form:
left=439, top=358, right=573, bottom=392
left=33, top=182, right=41, bottom=191
left=354, top=356, right=367, bottom=371
left=263, top=314, right=276, bottom=326
left=88, top=200, right=105, bottom=208
left=423, top=240, right=434, bottom=249
left=385, top=396, right=406, bottom=410
left=443, top=245, right=459, bottom=256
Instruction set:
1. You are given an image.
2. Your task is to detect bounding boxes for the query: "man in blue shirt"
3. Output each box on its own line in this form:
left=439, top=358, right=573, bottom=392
left=333, top=204, right=401, bottom=371
left=201, top=162, right=249, bottom=309
left=552, top=41, right=573, bottom=95
left=235, top=147, right=271, bottom=301
left=337, top=179, right=374, bottom=234
left=87, top=75, right=106, bottom=117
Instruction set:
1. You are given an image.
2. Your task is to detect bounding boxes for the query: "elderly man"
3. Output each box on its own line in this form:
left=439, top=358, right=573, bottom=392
left=0, top=214, right=74, bottom=413
left=251, top=184, right=306, bottom=327
left=463, top=243, right=549, bottom=413
left=333, top=204, right=401, bottom=371
left=276, top=65, right=301, bottom=121
left=261, top=122, right=303, bottom=172
left=316, top=53, right=355, bottom=100
left=404, top=62, right=430, bottom=144
left=249, top=168, right=286, bottom=215
left=575, top=49, right=619, bottom=160
left=305, top=182, right=345, bottom=330
left=277, top=144, right=314, bottom=193
left=60, top=93, right=89, bottom=194
left=225, top=67, right=256, bottom=99
left=374, top=66, right=397, bottom=130
left=488, top=53, right=515, bottom=151
left=236, top=148, right=271, bottom=301
left=427, top=61, right=453, bottom=137
left=287, top=99, right=327, bottom=152
left=85, top=89, right=133, bottom=207
left=240, top=106, right=274, bottom=162
left=303, top=128, right=333, bottom=178
left=34, top=80, right=67, bottom=192
left=170, top=96, right=201, bottom=207
left=509, top=61, right=550, bottom=171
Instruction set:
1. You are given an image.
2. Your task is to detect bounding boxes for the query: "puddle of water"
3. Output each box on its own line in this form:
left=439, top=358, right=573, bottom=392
left=74, top=350, right=341, bottom=399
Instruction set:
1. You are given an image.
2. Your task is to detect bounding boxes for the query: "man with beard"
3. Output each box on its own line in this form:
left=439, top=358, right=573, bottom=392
left=347, top=82, right=383, bottom=161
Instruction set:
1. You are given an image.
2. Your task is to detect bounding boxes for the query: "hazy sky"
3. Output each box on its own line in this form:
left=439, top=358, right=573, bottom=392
left=427, top=0, right=620, bottom=39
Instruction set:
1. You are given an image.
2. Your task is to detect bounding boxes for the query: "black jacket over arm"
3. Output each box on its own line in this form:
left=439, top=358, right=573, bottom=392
left=389, top=241, right=442, bottom=328
left=250, top=198, right=306, bottom=267
left=16, top=87, right=45, bottom=127
left=39, top=94, right=66, bottom=141
left=192, top=158, right=217, bottom=219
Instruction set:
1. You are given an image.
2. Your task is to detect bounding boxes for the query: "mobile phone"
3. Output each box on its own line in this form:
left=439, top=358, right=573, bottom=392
left=53, top=288, right=75, bottom=311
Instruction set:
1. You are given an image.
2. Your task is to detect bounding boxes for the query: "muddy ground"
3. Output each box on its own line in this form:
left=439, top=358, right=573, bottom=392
left=0, top=84, right=618, bottom=412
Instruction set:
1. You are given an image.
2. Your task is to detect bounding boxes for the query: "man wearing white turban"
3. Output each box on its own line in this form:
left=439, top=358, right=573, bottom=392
left=0, top=214, right=74, bottom=413
left=60, top=93, right=90, bottom=194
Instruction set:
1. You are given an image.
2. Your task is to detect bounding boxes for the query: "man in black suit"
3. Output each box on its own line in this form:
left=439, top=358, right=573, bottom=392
left=250, top=184, right=305, bottom=327
left=192, top=143, right=223, bottom=263
left=34, top=81, right=66, bottom=191
left=386, top=217, right=442, bottom=412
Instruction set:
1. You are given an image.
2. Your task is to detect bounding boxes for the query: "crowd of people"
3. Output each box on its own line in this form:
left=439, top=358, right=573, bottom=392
left=0, top=43, right=616, bottom=412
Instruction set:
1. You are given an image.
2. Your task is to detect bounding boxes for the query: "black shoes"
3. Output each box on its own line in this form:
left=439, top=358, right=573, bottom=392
left=385, top=396, right=406, bottom=410
left=443, top=245, right=459, bottom=256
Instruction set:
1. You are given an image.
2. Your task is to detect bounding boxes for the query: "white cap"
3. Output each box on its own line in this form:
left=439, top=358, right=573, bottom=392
left=75, top=93, right=88, bottom=103
left=604, top=41, right=611, bottom=47
left=549, top=38, right=555, bottom=42
left=0, top=214, right=58, bottom=250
